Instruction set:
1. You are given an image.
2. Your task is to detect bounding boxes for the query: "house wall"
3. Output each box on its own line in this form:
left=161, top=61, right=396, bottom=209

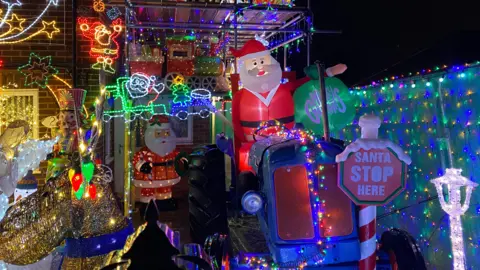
left=0, top=0, right=214, bottom=192
left=0, top=0, right=103, bottom=184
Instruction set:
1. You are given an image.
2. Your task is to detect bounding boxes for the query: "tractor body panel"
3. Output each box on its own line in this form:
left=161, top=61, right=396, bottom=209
left=248, top=137, right=362, bottom=266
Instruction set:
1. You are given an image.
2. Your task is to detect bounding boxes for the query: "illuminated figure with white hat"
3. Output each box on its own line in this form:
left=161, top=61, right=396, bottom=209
left=132, top=115, right=189, bottom=210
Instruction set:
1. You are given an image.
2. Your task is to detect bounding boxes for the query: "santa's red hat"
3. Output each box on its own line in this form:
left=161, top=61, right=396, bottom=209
left=229, top=39, right=270, bottom=61
left=149, top=115, right=171, bottom=128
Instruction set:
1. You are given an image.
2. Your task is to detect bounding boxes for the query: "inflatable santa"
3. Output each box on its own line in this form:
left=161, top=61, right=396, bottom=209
left=132, top=115, right=188, bottom=209
left=230, top=39, right=347, bottom=172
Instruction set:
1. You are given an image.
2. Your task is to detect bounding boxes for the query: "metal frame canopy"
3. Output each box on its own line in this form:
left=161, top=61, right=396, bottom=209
left=106, top=0, right=337, bottom=69
left=101, top=0, right=341, bottom=219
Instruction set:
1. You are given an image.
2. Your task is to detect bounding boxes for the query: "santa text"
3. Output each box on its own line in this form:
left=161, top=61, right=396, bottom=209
left=350, top=151, right=393, bottom=196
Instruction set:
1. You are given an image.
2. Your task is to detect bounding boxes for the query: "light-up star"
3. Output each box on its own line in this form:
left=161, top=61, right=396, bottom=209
left=40, top=20, right=60, bottom=39
left=173, top=75, right=185, bottom=85
left=18, top=53, right=59, bottom=88
left=5, top=13, right=25, bottom=32
left=0, top=0, right=21, bottom=8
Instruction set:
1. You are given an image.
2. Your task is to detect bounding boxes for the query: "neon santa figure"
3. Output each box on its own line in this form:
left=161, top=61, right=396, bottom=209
left=132, top=115, right=188, bottom=209
left=78, top=18, right=123, bottom=74
left=230, top=39, right=347, bottom=172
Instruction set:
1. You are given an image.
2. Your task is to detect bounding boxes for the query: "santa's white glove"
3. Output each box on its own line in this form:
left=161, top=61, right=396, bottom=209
left=326, top=64, right=347, bottom=77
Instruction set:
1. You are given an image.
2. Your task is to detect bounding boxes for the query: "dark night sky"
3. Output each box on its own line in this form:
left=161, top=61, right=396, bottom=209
left=287, top=0, right=480, bottom=87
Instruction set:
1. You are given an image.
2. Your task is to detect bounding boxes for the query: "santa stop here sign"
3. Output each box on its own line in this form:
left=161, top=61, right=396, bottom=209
left=338, top=148, right=407, bottom=206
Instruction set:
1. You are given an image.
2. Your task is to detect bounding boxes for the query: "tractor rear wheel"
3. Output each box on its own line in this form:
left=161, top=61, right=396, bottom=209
left=187, top=145, right=229, bottom=244
left=379, top=228, right=427, bottom=270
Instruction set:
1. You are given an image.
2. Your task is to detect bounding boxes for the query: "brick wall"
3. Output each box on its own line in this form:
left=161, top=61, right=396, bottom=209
left=0, top=0, right=108, bottom=115
left=0, top=0, right=215, bottom=188
left=0, top=0, right=108, bottom=184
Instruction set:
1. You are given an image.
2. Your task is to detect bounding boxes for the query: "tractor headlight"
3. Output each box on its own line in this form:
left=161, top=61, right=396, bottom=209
left=241, top=191, right=263, bottom=214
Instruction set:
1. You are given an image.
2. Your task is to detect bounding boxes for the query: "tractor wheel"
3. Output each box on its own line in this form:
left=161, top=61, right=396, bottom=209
left=204, top=234, right=231, bottom=270
left=379, top=228, right=427, bottom=270
left=188, top=145, right=229, bottom=244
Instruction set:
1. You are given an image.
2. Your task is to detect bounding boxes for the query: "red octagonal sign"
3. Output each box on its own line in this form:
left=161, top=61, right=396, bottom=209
left=338, top=148, right=407, bottom=206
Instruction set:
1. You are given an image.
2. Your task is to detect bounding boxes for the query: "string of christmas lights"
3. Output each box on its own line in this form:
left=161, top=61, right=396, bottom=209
left=244, top=122, right=329, bottom=268
left=352, top=61, right=480, bottom=90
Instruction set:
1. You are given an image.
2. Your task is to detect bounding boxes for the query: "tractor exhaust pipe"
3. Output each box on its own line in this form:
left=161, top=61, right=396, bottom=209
left=315, top=61, right=330, bottom=142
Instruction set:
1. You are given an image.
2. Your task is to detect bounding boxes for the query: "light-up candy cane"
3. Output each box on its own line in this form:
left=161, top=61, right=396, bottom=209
left=430, top=168, right=477, bottom=270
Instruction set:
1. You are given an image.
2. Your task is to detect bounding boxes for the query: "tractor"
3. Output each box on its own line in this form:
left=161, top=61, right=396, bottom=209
left=186, top=64, right=427, bottom=269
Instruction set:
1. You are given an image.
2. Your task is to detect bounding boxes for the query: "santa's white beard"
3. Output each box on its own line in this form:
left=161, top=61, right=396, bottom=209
left=239, top=61, right=282, bottom=94
left=145, top=135, right=176, bottom=157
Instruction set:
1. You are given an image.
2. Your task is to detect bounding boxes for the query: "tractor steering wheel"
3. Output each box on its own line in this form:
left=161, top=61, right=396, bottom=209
left=252, top=120, right=290, bottom=142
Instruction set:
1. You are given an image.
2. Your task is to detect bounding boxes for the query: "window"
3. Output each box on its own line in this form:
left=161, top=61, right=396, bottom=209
left=0, top=89, right=40, bottom=139
left=169, top=110, right=193, bottom=145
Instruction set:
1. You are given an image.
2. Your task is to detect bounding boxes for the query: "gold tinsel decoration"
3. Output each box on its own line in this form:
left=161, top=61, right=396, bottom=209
left=0, top=166, right=128, bottom=268
left=101, top=223, right=148, bottom=270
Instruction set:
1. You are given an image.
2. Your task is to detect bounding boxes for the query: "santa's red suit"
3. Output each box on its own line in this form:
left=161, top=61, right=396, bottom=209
left=232, top=78, right=312, bottom=172
left=230, top=40, right=335, bottom=172
left=133, top=149, right=180, bottom=202
left=132, top=116, right=181, bottom=203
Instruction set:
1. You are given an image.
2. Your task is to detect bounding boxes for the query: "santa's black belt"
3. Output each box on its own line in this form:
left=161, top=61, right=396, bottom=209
left=151, top=160, right=174, bottom=167
left=240, top=116, right=295, bottom=128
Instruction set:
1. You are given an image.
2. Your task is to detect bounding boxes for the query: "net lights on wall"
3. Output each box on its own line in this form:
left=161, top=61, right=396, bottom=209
left=337, top=63, right=480, bottom=269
